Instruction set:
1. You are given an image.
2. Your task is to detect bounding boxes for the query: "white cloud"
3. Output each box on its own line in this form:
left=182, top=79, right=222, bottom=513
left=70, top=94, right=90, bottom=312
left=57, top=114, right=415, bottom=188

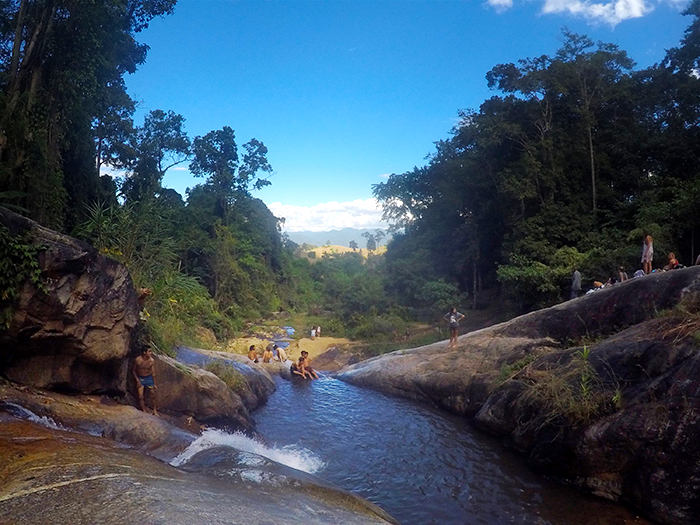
left=487, top=0, right=514, bottom=11
left=268, top=198, right=388, bottom=232
left=490, top=0, right=654, bottom=25
left=99, top=164, right=123, bottom=178
left=542, top=0, right=652, bottom=24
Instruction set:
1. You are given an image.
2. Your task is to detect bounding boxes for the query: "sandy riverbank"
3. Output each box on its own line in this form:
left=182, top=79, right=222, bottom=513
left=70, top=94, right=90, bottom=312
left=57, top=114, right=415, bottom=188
left=220, top=334, right=356, bottom=362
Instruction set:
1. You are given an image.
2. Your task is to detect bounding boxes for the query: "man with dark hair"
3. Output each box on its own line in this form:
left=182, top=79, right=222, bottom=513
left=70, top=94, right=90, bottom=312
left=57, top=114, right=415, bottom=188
left=299, top=350, right=319, bottom=379
left=133, top=346, right=158, bottom=416
left=247, top=344, right=259, bottom=363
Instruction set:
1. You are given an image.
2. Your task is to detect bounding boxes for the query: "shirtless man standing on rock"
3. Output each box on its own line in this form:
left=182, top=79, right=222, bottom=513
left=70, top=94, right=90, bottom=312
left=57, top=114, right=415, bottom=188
left=133, top=346, right=158, bottom=416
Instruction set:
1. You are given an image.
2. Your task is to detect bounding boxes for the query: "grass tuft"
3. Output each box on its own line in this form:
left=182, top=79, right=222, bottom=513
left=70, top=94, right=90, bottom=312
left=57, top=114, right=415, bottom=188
left=205, top=360, right=246, bottom=393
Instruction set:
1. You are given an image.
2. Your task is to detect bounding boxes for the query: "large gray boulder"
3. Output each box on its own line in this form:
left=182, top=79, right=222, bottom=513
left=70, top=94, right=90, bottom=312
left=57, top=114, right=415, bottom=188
left=174, top=346, right=277, bottom=411
left=0, top=208, right=139, bottom=394
left=137, top=354, right=253, bottom=431
left=337, top=266, right=700, bottom=525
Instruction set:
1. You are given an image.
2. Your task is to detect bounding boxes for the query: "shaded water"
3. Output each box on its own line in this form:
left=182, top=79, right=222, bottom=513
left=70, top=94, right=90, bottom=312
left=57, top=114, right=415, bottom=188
left=249, top=376, right=646, bottom=525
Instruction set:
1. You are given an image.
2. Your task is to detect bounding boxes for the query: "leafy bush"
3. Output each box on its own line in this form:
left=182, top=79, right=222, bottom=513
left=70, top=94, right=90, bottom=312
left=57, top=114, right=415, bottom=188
left=497, top=255, right=563, bottom=311
left=0, top=224, right=43, bottom=326
left=416, top=279, right=467, bottom=321
left=349, top=313, right=407, bottom=341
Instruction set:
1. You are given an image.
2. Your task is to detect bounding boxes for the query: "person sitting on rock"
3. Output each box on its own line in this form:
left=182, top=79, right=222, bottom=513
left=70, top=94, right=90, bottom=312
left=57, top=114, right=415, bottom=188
left=291, top=356, right=311, bottom=379
left=262, top=345, right=274, bottom=363
left=133, top=346, right=158, bottom=416
left=275, top=344, right=289, bottom=362
left=618, top=266, right=629, bottom=282
left=299, top=350, right=319, bottom=379
left=664, top=252, right=679, bottom=271
left=247, top=345, right=259, bottom=363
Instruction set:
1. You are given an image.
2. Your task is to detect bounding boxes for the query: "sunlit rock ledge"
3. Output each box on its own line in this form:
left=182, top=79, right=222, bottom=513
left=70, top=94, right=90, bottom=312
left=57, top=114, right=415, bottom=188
left=336, top=266, right=700, bottom=525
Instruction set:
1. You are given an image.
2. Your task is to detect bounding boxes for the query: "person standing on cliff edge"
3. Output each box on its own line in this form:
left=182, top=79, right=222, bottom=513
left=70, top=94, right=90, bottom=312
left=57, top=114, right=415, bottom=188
left=642, top=234, right=653, bottom=275
left=570, top=267, right=582, bottom=300
left=444, top=307, right=465, bottom=349
left=133, top=346, right=158, bottom=416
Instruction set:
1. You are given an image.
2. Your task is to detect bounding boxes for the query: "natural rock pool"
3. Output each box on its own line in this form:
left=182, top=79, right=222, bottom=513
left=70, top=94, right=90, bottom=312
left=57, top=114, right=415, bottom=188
left=177, top=376, right=648, bottom=525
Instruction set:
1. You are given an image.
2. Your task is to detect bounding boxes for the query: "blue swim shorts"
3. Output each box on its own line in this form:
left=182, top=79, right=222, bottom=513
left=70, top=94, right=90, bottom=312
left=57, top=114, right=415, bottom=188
left=138, top=375, right=154, bottom=388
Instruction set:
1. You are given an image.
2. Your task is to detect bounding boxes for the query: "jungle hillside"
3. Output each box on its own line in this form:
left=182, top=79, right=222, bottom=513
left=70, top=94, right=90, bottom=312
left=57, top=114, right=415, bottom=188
left=2, top=0, right=700, bottom=352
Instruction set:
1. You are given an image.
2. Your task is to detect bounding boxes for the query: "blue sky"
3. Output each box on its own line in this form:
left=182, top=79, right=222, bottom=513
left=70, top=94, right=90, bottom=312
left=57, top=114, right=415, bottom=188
left=125, top=0, right=691, bottom=231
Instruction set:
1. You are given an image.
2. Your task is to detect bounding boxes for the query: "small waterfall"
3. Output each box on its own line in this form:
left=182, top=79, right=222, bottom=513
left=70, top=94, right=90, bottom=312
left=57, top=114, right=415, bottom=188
left=1, top=402, right=66, bottom=431
left=170, top=428, right=325, bottom=474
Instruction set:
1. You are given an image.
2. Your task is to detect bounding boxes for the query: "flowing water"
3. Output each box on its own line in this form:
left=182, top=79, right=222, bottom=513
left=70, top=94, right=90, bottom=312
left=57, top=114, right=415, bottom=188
left=239, top=376, right=646, bottom=525
left=3, top=365, right=649, bottom=524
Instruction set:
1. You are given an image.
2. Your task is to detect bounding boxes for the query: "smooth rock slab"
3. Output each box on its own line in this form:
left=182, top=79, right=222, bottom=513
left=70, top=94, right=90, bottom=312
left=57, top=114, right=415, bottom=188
left=0, top=420, right=398, bottom=525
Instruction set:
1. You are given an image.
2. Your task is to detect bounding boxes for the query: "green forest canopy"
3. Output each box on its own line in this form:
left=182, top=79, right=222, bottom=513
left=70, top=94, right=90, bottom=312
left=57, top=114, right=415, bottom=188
left=1, top=0, right=700, bottom=346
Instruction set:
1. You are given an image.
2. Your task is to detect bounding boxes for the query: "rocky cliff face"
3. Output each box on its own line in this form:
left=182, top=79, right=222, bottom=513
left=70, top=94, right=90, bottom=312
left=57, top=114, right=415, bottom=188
left=337, top=267, right=700, bottom=525
left=0, top=208, right=272, bottom=431
left=0, top=208, right=139, bottom=395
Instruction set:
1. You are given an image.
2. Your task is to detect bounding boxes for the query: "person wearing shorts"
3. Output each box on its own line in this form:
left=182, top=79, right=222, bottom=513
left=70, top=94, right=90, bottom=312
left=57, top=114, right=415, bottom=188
left=444, top=307, right=465, bottom=349
left=133, top=346, right=158, bottom=416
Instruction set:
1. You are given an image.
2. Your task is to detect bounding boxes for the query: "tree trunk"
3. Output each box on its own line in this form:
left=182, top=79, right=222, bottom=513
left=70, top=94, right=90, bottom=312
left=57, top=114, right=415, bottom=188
left=588, top=124, right=596, bottom=213
left=472, top=243, right=480, bottom=310
left=9, top=0, right=29, bottom=89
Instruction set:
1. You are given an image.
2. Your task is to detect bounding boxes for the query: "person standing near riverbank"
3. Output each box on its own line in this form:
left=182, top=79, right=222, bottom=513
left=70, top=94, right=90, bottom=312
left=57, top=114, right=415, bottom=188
left=571, top=268, right=582, bottom=299
left=642, top=234, right=653, bottom=274
left=444, top=307, right=465, bottom=349
left=133, top=346, right=158, bottom=416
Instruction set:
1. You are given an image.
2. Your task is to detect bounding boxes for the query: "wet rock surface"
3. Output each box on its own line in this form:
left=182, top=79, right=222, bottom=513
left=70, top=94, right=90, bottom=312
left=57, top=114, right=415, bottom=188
left=0, top=419, right=397, bottom=525
left=308, top=345, right=360, bottom=372
left=337, top=266, right=700, bottom=525
left=0, top=381, right=196, bottom=461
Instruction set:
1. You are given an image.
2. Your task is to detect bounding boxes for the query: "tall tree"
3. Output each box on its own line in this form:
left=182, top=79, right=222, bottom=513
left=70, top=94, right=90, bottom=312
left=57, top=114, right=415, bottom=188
left=190, top=126, right=272, bottom=218
left=122, top=109, right=191, bottom=203
left=0, top=0, right=177, bottom=228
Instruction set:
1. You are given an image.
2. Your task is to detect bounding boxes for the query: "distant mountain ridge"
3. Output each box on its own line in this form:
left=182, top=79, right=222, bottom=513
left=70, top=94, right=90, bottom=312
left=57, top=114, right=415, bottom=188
left=285, top=227, right=390, bottom=248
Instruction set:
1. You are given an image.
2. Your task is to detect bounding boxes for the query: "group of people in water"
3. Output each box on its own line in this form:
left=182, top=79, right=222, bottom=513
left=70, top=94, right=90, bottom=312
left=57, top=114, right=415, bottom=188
left=571, top=233, right=699, bottom=299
